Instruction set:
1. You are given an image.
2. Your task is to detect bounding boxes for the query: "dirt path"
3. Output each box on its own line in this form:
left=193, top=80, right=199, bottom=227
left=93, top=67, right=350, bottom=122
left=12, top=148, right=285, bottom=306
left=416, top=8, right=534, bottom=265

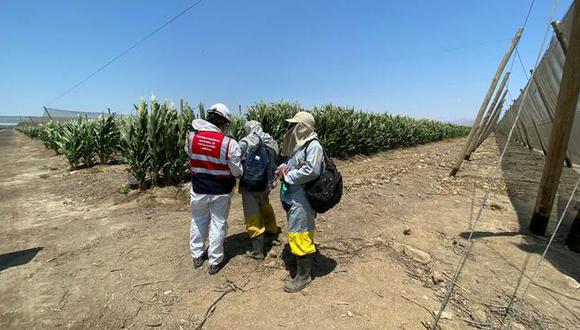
left=1, top=128, right=579, bottom=329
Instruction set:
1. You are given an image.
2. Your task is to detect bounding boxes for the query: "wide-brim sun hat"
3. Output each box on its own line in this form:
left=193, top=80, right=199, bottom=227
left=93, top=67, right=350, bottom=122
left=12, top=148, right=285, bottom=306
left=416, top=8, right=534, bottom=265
left=286, top=111, right=315, bottom=128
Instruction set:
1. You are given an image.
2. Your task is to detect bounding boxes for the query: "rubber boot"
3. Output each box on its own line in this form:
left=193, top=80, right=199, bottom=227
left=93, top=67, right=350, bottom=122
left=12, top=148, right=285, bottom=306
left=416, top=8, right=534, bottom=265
left=284, top=254, right=313, bottom=293
left=266, top=228, right=282, bottom=247
left=246, top=234, right=265, bottom=260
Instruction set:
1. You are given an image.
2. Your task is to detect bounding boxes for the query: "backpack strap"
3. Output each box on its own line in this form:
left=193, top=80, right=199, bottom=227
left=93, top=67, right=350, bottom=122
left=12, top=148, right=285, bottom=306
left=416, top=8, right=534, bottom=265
left=256, top=135, right=270, bottom=164
left=301, top=138, right=328, bottom=171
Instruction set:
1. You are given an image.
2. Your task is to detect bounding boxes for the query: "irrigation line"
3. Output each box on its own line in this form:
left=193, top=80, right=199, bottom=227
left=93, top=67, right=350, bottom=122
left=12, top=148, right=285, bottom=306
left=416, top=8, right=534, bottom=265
left=432, top=1, right=559, bottom=328
left=501, top=178, right=579, bottom=327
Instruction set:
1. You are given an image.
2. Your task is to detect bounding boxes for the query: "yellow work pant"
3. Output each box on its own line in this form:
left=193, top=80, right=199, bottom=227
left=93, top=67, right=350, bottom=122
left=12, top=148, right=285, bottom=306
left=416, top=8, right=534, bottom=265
left=242, top=190, right=277, bottom=239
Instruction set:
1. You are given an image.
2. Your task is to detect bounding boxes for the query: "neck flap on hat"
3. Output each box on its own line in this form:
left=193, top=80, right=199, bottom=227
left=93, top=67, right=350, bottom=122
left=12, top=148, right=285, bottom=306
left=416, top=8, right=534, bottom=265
left=281, top=122, right=318, bottom=157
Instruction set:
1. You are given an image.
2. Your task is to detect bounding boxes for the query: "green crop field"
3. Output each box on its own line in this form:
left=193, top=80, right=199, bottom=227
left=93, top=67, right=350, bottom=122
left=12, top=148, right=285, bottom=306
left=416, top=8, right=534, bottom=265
left=19, top=97, right=469, bottom=190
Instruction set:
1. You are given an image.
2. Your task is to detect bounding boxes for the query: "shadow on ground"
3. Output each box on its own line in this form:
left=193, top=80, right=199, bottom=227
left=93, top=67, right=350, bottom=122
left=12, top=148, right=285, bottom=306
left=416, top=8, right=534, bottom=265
left=476, top=135, right=579, bottom=280
left=281, top=244, right=337, bottom=279
left=460, top=135, right=579, bottom=283
left=0, top=247, right=43, bottom=272
left=223, top=232, right=251, bottom=264
left=222, top=232, right=337, bottom=279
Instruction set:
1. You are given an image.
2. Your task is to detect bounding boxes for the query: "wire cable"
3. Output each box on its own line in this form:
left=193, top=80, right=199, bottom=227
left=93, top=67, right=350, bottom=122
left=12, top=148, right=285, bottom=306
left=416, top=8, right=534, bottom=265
left=501, top=178, right=579, bottom=326
left=523, top=0, right=537, bottom=28
left=499, top=0, right=566, bottom=328
left=431, top=1, right=561, bottom=328
left=47, top=0, right=205, bottom=106
left=432, top=75, right=528, bottom=330
left=508, top=0, right=557, bottom=96
left=516, top=49, right=531, bottom=80
left=507, top=0, right=538, bottom=86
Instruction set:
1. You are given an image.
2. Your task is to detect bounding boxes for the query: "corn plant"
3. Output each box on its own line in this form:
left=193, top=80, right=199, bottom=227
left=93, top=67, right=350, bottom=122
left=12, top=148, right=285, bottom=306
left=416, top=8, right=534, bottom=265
left=93, top=114, right=119, bottom=164
left=120, top=100, right=150, bottom=189
left=160, top=102, right=181, bottom=185
left=228, top=115, right=246, bottom=141
left=310, top=105, right=469, bottom=157
left=39, top=121, right=63, bottom=154
left=79, top=119, right=96, bottom=167
left=19, top=98, right=469, bottom=189
left=146, top=97, right=169, bottom=186
left=56, top=118, right=84, bottom=169
left=198, top=102, right=206, bottom=119
left=19, top=126, right=41, bottom=139
left=176, top=101, right=195, bottom=182
left=246, top=101, right=300, bottom=142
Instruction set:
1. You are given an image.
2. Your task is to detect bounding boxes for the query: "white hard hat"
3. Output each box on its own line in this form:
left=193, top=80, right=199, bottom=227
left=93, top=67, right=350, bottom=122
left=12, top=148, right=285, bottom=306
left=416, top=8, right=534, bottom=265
left=208, top=103, right=231, bottom=123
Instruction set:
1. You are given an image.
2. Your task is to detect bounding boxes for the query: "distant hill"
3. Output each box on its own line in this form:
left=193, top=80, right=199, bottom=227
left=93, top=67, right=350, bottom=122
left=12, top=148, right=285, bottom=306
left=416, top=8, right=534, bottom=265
left=447, top=118, right=473, bottom=126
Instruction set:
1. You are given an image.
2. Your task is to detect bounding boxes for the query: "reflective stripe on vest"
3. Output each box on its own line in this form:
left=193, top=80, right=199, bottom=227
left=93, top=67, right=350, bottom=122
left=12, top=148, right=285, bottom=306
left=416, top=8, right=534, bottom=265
left=189, top=131, right=232, bottom=177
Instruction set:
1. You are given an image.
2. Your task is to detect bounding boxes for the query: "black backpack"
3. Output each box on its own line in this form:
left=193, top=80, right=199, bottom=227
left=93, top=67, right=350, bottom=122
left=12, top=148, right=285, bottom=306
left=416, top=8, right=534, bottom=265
left=302, top=140, right=343, bottom=213
left=240, top=136, right=269, bottom=191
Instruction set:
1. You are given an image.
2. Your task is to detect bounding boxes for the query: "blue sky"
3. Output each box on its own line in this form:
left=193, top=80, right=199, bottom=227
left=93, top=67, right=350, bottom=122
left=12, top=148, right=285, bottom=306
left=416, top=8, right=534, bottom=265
left=0, top=0, right=573, bottom=122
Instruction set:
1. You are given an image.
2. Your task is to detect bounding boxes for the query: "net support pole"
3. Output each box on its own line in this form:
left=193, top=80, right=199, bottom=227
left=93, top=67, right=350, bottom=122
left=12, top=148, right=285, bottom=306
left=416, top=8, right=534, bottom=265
left=475, top=90, right=507, bottom=149
left=523, top=98, right=548, bottom=156
left=530, top=70, right=573, bottom=167
left=517, top=88, right=534, bottom=151
left=477, top=90, right=508, bottom=147
left=485, top=108, right=504, bottom=140
left=43, top=106, right=53, bottom=122
left=552, top=20, right=569, bottom=54
left=450, top=28, right=522, bottom=176
left=509, top=95, right=525, bottom=145
left=530, top=3, right=580, bottom=236
left=466, top=72, right=511, bottom=159
left=529, top=115, right=548, bottom=156
left=518, top=120, right=534, bottom=150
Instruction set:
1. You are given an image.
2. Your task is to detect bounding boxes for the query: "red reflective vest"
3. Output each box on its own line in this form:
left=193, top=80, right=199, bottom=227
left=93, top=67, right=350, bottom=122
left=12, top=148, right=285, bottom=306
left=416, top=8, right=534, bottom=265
left=189, top=131, right=233, bottom=178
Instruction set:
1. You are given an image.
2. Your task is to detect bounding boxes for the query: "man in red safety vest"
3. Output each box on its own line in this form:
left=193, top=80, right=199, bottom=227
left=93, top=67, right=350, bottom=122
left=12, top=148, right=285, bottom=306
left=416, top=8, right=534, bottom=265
left=184, top=103, right=243, bottom=275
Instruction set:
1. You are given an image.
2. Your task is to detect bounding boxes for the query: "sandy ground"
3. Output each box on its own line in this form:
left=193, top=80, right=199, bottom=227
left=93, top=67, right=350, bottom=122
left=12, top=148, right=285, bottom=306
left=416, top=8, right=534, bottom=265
left=0, top=128, right=579, bottom=329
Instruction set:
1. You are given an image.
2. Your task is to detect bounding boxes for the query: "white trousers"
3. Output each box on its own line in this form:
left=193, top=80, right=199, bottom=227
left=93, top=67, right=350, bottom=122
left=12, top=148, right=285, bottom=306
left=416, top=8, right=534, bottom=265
left=189, top=189, right=233, bottom=266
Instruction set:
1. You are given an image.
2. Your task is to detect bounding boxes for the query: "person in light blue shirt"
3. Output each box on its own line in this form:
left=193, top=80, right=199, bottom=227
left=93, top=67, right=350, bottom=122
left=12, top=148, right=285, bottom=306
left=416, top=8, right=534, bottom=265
left=277, top=111, right=324, bottom=293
